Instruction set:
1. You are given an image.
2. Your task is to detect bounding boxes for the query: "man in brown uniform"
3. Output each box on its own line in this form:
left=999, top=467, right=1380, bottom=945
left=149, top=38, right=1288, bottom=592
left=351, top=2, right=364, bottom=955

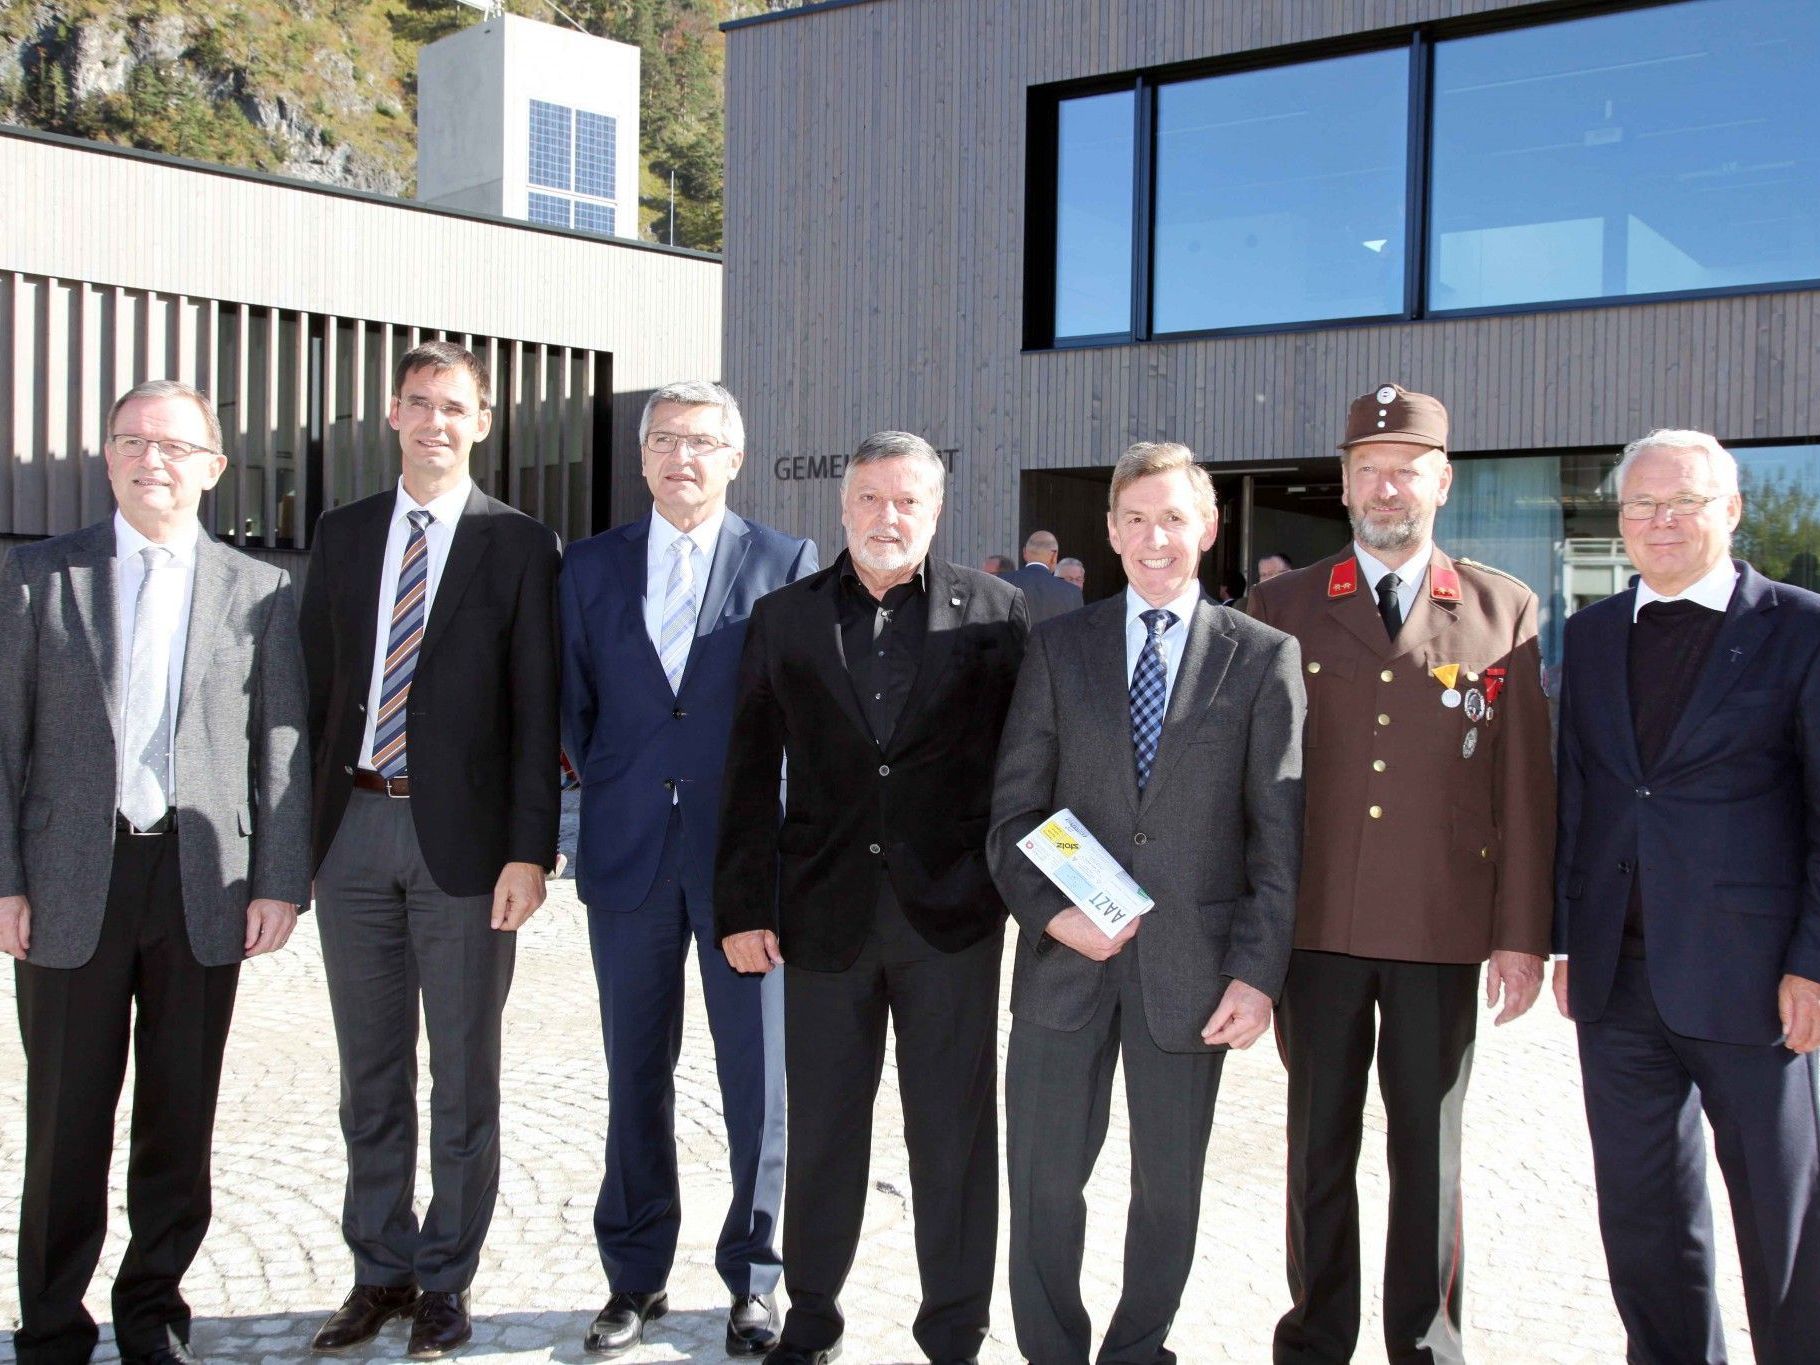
left=1247, top=384, right=1554, bottom=1365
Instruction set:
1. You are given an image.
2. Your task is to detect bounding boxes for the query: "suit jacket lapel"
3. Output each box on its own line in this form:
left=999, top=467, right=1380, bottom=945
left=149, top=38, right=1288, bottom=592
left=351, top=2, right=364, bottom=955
left=1585, top=589, right=1644, bottom=781
left=1140, top=598, right=1237, bottom=810
left=343, top=494, right=393, bottom=701
left=695, top=512, right=750, bottom=643
left=1653, top=561, right=1773, bottom=772
left=175, top=535, right=236, bottom=732
left=890, top=558, right=964, bottom=752
left=66, top=520, right=121, bottom=739
left=1087, top=597, right=1140, bottom=815
left=419, top=484, right=492, bottom=663
left=1323, top=549, right=1395, bottom=659
left=807, top=569, right=873, bottom=741
left=610, top=516, right=675, bottom=695
left=1391, top=578, right=1459, bottom=662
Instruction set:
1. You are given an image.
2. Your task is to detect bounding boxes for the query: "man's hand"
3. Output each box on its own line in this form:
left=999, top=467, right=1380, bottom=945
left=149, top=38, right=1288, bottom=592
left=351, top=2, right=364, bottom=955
left=1552, top=959, right=1572, bottom=1020
left=491, top=861, right=547, bottom=931
left=723, top=930, right=783, bottom=975
left=1202, top=978, right=1272, bottom=1050
left=1779, top=973, right=1820, bottom=1053
left=0, top=895, right=30, bottom=960
left=1044, top=906, right=1138, bottom=961
left=244, top=899, right=298, bottom=957
left=1486, top=950, right=1544, bottom=1025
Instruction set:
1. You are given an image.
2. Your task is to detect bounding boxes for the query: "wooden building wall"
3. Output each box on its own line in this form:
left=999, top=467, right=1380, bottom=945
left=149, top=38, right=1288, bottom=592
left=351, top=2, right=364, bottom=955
left=722, top=0, right=1820, bottom=565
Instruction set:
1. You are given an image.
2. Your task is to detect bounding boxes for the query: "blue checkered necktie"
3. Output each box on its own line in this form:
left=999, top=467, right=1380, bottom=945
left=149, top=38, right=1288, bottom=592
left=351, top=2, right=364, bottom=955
left=371, top=509, right=432, bottom=777
left=1130, top=608, right=1176, bottom=793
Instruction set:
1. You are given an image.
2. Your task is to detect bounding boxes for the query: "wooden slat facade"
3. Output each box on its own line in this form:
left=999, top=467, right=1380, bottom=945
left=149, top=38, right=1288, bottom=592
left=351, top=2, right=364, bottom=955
left=723, top=0, right=1820, bottom=566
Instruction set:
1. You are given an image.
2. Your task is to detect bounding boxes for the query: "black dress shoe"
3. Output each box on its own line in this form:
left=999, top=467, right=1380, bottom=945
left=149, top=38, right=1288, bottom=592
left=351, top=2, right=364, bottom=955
left=121, top=1326, right=204, bottom=1364
left=726, top=1293, right=781, bottom=1356
left=762, top=1342, right=841, bottom=1364
left=407, top=1289, right=472, bottom=1359
left=312, top=1283, right=419, bottom=1352
left=584, top=1290, right=668, bottom=1356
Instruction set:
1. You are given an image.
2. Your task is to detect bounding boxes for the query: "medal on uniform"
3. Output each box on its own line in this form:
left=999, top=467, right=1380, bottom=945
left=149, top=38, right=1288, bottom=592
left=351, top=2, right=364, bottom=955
left=1431, top=663, right=1462, bottom=709
left=1462, top=726, right=1479, bottom=758
left=1463, top=687, right=1486, bottom=722
left=1483, top=666, right=1507, bottom=705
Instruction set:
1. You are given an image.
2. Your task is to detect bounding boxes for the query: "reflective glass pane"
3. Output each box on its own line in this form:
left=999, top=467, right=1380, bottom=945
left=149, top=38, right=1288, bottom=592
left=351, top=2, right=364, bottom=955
left=1152, top=49, right=1408, bottom=333
left=1053, top=90, right=1135, bottom=339
left=1431, top=0, right=1820, bottom=309
left=576, top=111, right=617, bottom=200
left=574, top=201, right=617, bottom=237
left=529, top=100, right=573, bottom=192
left=528, top=192, right=573, bottom=229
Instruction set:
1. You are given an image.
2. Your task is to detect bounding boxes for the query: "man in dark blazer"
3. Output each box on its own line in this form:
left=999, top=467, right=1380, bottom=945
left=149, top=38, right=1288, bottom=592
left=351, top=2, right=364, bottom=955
left=1246, top=384, right=1555, bottom=1365
left=715, top=431, right=1028, bottom=1365
left=0, top=380, right=311, bottom=1365
left=299, top=342, right=561, bottom=1359
left=559, top=380, right=817, bottom=1358
left=1003, top=530, right=1085, bottom=625
left=988, top=441, right=1305, bottom=1365
left=1555, top=428, right=1820, bottom=1365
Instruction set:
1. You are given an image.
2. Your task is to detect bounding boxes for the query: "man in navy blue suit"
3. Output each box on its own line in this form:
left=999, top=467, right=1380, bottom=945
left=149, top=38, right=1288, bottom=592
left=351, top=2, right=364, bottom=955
left=559, top=380, right=818, bottom=1358
left=1555, top=428, right=1820, bottom=1365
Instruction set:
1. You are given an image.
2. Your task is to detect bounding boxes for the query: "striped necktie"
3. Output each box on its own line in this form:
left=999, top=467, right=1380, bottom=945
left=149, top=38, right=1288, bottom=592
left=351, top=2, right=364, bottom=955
left=659, top=535, right=698, bottom=694
left=371, top=509, right=432, bottom=777
left=1130, top=608, right=1175, bottom=793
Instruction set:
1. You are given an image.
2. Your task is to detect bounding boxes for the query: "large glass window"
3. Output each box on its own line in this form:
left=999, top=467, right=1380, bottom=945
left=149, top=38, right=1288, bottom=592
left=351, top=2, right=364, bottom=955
left=1430, top=0, right=1820, bottom=310
left=1053, top=90, right=1134, bottom=339
left=528, top=101, right=572, bottom=192
left=575, top=110, right=618, bottom=200
left=1153, top=49, right=1408, bottom=332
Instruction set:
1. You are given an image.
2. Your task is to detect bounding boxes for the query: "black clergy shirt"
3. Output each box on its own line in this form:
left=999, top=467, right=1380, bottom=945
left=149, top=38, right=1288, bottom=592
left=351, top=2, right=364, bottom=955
left=837, top=552, right=927, bottom=749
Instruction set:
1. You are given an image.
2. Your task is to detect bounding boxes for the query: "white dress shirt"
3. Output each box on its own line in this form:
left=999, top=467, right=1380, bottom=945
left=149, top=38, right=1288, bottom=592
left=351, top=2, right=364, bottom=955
left=1633, top=556, right=1738, bottom=621
left=1355, top=541, right=1434, bottom=621
left=114, top=511, right=200, bottom=801
left=1123, top=581, right=1203, bottom=707
left=358, top=478, right=472, bottom=769
left=642, top=507, right=724, bottom=652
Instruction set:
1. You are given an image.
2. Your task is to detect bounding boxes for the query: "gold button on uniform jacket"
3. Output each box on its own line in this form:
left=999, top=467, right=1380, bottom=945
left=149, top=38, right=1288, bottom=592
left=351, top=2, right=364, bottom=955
left=1247, top=546, right=1555, bottom=963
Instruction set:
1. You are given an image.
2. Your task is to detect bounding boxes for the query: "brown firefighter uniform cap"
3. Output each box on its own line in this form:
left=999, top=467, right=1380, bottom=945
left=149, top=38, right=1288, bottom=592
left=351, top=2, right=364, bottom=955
left=1340, top=383, right=1449, bottom=452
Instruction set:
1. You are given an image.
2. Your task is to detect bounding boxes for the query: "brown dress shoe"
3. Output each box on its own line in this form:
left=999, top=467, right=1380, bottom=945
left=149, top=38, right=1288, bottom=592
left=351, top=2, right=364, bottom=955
left=407, top=1289, right=472, bottom=1359
left=311, top=1284, right=419, bottom=1353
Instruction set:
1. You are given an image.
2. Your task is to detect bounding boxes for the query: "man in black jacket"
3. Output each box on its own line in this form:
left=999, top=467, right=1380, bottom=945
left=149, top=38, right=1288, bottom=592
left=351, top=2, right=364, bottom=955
left=299, top=341, right=561, bottom=1360
left=715, top=431, right=1029, bottom=1365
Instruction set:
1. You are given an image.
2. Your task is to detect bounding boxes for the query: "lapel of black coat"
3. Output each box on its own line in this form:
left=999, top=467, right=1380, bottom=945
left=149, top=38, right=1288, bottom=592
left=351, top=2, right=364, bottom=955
left=1138, top=596, right=1238, bottom=812
left=806, top=566, right=874, bottom=741
left=1579, top=587, right=1644, bottom=782
left=889, top=556, right=966, bottom=754
left=1651, top=560, right=1775, bottom=773
left=1084, top=596, right=1140, bottom=815
left=174, top=532, right=238, bottom=733
left=418, top=483, right=493, bottom=664
left=66, top=519, right=122, bottom=740
left=342, top=492, right=395, bottom=698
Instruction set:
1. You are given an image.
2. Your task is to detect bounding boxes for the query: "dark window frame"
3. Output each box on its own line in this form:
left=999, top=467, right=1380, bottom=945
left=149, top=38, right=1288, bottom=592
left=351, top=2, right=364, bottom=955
left=1024, top=0, right=1820, bottom=352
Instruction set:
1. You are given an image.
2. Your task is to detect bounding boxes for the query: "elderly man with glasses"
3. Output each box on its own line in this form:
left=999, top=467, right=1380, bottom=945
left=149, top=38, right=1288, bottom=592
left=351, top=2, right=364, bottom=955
left=1554, top=428, right=1820, bottom=1365
left=559, top=381, right=818, bottom=1358
left=0, top=380, right=311, bottom=1365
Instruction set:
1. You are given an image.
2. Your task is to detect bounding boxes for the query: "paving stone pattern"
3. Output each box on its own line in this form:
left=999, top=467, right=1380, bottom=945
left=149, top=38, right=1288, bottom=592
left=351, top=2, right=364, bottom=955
left=0, top=799, right=1751, bottom=1361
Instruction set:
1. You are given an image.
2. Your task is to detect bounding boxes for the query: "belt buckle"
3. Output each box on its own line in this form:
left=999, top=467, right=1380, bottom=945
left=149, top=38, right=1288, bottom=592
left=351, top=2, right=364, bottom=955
left=382, top=774, right=408, bottom=799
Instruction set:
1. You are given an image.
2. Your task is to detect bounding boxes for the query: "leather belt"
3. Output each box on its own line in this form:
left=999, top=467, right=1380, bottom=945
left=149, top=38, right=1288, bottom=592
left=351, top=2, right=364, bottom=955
left=352, top=769, right=411, bottom=798
left=115, top=810, right=174, bottom=836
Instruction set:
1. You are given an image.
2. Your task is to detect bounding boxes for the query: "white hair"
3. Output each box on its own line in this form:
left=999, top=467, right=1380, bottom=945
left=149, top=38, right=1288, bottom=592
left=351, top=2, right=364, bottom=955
left=639, top=380, right=745, bottom=452
left=839, top=430, right=947, bottom=500
left=1615, top=428, right=1739, bottom=495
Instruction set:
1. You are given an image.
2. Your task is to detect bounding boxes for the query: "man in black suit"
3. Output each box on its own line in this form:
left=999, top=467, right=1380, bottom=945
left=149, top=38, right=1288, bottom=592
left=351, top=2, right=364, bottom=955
left=715, top=431, right=1029, bottom=1365
left=1555, top=428, right=1820, bottom=1364
left=299, top=342, right=561, bottom=1359
left=1003, top=530, right=1085, bottom=625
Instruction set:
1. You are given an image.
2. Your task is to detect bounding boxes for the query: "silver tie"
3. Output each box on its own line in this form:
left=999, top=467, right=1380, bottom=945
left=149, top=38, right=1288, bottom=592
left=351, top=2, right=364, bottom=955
left=121, top=545, right=180, bottom=828
left=658, top=537, right=697, bottom=694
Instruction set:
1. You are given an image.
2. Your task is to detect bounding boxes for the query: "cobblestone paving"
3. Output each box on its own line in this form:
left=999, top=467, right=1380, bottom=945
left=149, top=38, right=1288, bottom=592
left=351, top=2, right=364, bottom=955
left=0, top=804, right=1751, bottom=1362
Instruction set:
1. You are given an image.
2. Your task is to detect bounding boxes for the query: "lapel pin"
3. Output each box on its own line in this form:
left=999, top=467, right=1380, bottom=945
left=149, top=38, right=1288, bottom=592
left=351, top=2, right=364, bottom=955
left=1464, top=687, right=1487, bottom=722
left=1462, top=726, right=1479, bottom=759
left=950, top=596, right=962, bottom=607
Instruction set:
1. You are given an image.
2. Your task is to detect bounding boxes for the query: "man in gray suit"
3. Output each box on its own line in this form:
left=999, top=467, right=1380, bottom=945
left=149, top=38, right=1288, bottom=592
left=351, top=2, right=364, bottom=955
left=0, top=380, right=311, bottom=1365
left=988, top=441, right=1305, bottom=1365
left=1004, top=530, right=1086, bottom=624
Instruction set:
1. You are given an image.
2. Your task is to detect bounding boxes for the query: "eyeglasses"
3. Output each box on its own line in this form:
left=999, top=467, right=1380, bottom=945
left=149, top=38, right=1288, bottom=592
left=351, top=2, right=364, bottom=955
left=109, top=436, right=216, bottom=462
left=645, top=432, right=729, bottom=456
left=1618, top=493, right=1723, bottom=521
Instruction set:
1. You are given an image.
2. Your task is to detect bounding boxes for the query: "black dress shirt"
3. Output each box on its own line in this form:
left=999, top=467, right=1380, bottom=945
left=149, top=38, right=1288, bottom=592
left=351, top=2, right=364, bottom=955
left=838, top=553, right=927, bottom=749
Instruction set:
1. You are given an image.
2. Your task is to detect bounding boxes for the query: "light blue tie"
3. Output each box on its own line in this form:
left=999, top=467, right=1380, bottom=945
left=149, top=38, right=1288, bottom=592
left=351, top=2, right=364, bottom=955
left=371, top=510, right=432, bottom=777
left=1130, top=608, right=1175, bottom=793
left=659, top=536, right=697, bottom=694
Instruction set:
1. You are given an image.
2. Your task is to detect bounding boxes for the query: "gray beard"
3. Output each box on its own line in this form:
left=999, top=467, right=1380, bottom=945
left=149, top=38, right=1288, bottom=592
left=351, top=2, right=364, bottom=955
left=1351, top=507, right=1425, bottom=553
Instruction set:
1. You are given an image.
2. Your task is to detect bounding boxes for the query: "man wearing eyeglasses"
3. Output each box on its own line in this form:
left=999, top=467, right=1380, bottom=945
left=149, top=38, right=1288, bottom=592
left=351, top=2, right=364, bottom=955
left=300, top=342, right=561, bottom=1359
left=0, top=380, right=311, bottom=1365
left=558, top=381, right=816, bottom=1358
left=1554, top=429, right=1820, bottom=1364
left=1246, top=383, right=1555, bottom=1365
